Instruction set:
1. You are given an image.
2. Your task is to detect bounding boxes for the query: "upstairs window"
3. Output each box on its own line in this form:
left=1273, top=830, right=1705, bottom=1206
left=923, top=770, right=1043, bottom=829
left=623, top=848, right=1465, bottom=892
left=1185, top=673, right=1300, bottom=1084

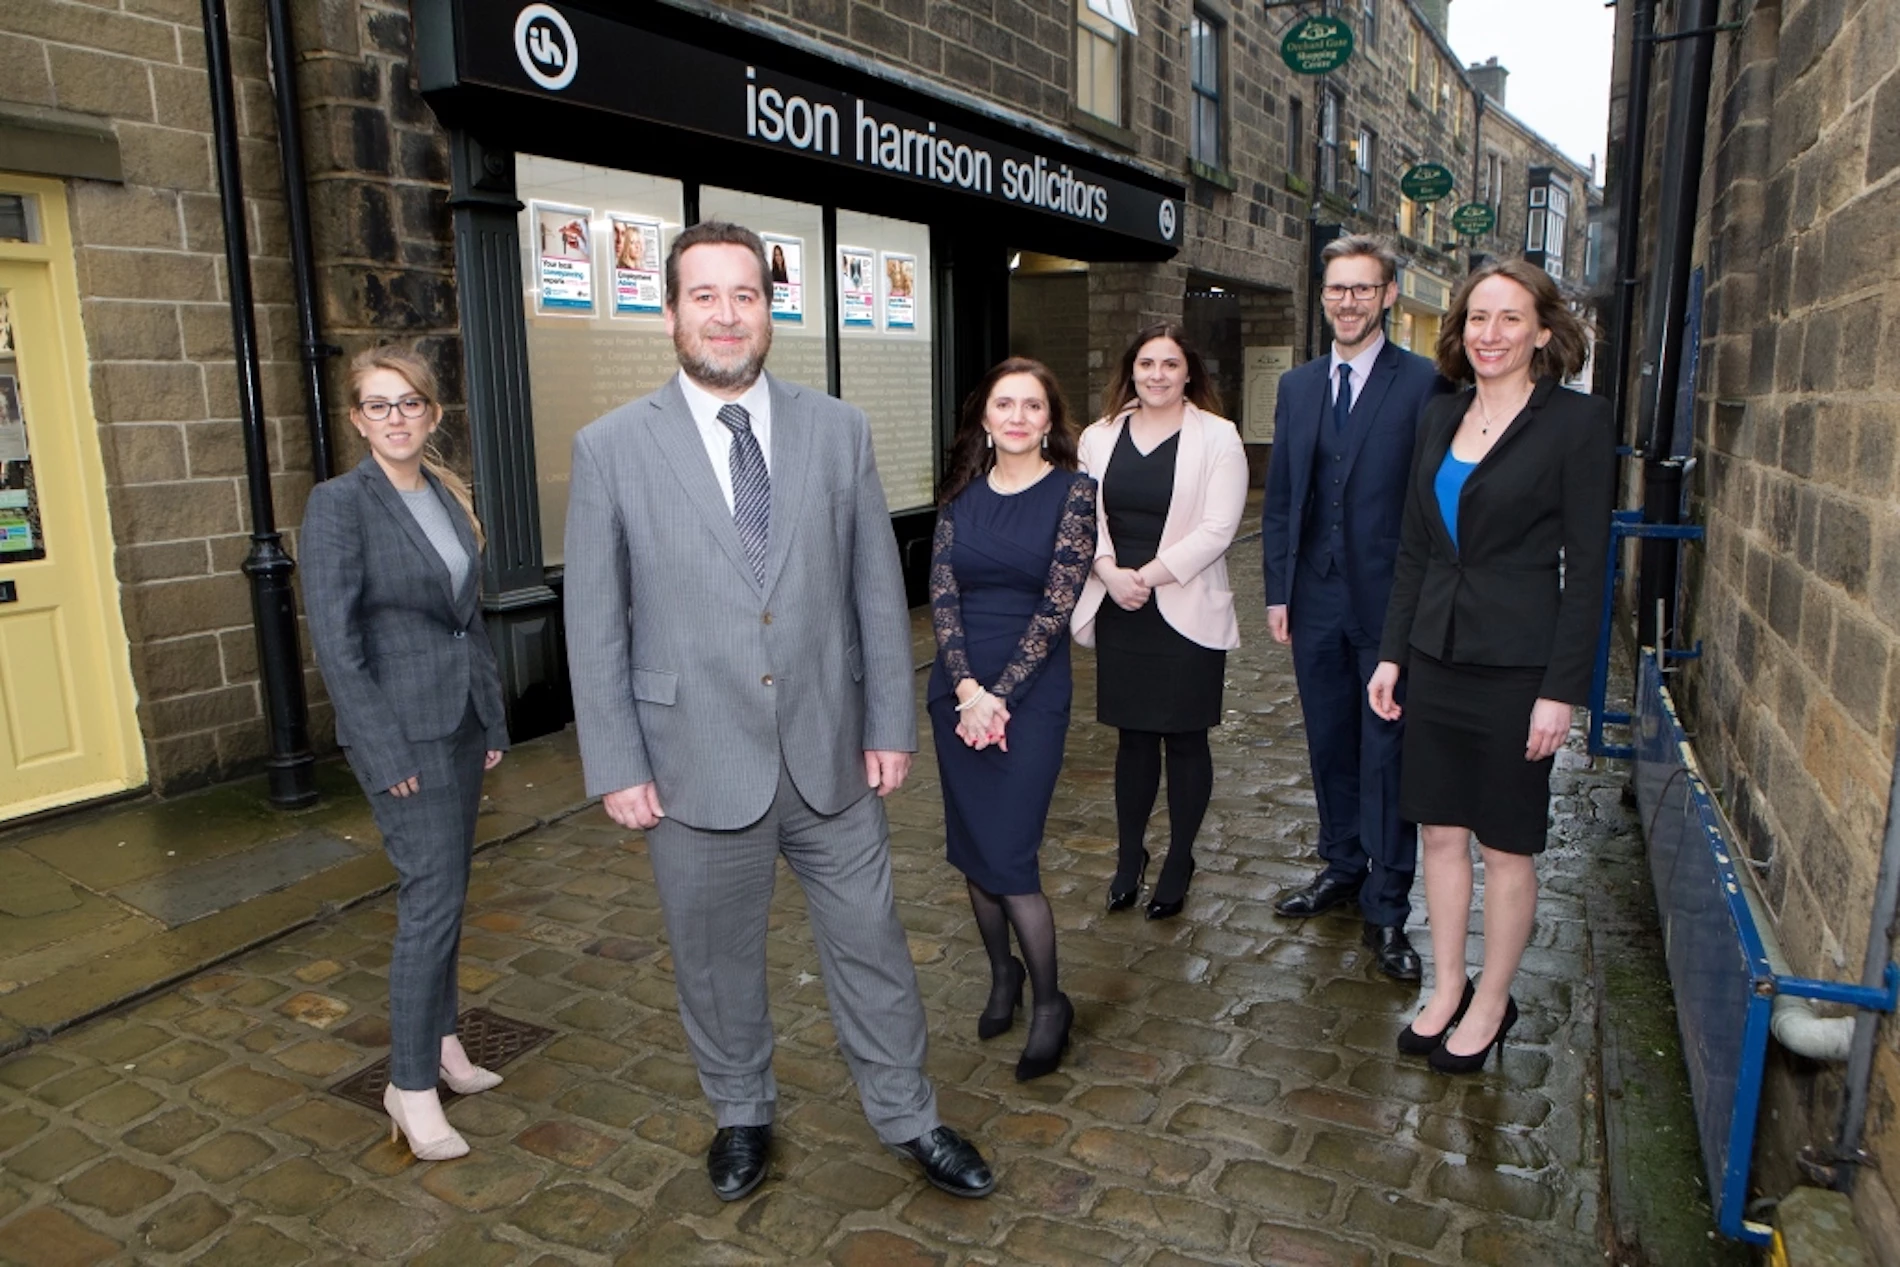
left=1190, top=12, right=1223, bottom=168
left=1356, top=128, right=1376, bottom=208
left=1319, top=90, right=1342, bottom=193
left=1076, top=0, right=1126, bottom=125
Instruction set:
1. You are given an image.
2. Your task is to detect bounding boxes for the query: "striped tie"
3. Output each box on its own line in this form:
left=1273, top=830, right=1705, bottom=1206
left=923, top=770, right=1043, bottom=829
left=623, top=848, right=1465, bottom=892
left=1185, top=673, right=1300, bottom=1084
left=718, top=403, right=770, bottom=584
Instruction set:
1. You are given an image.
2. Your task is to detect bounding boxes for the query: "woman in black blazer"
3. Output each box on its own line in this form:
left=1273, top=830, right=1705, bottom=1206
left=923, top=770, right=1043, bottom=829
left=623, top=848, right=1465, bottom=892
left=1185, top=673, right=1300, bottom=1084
left=302, top=347, right=510, bottom=1159
left=1367, top=260, right=1614, bottom=1074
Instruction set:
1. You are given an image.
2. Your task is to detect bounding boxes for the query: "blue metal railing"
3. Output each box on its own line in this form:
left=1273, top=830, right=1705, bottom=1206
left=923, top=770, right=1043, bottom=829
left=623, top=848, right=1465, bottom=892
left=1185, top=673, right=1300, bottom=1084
left=1589, top=510, right=1703, bottom=758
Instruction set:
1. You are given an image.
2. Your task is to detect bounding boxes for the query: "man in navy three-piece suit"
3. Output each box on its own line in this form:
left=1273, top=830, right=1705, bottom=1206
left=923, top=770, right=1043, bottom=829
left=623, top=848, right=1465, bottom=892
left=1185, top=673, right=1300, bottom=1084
left=1261, top=234, right=1448, bottom=982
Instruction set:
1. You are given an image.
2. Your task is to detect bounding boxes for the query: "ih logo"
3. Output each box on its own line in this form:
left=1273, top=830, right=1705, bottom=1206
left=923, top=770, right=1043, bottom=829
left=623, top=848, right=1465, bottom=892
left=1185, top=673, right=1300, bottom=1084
left=514, top=4, right=578, bottom=91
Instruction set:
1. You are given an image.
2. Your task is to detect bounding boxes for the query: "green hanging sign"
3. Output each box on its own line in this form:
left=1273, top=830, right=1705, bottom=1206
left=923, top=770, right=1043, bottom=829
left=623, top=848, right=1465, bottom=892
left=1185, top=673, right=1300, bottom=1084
left=1450, top=202, right=1497, bottom=235
left=1400, top=162, right=1456, bottom=203
left=1280, top=16, right=1355, bottom=75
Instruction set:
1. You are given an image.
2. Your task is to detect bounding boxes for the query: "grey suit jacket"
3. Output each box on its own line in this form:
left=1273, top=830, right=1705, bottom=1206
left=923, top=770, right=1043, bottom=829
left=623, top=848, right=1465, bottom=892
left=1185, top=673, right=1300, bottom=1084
left=301, top=456, right=509, bottom=792
left=562, top=372, right=916, bottom=830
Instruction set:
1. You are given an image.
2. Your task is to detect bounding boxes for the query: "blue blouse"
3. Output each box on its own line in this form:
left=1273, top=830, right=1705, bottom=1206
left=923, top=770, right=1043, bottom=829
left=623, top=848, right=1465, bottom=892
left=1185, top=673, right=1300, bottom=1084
left=1434, top=452, right=1479, bottom=551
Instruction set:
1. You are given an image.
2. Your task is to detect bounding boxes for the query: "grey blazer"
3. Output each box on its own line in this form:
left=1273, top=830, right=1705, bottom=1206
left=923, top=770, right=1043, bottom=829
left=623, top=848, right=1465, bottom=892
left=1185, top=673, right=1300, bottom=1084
left=562, top=373, right=915, bottom=830
left=301, top=456, right=509, bottom=792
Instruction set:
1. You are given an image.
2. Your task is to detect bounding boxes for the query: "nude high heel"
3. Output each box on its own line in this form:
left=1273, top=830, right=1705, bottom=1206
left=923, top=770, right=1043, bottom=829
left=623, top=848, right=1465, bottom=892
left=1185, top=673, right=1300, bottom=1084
left=384, top=1084, right=470, bottom=1160
left=439, top=1064, right=503, bottom=1095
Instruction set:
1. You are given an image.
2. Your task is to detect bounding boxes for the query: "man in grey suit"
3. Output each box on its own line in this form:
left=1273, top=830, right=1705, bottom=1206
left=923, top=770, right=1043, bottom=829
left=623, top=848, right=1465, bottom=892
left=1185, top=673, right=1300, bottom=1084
left=563, top=221, right=994, bottom=1202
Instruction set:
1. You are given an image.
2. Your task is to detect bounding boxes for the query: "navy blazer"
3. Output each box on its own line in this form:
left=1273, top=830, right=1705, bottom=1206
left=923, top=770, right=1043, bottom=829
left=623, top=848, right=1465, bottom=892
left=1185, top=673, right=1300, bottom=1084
left=301, top=456, right=509, bottom=792
left=1378, top=378, right=1617, bottom=705
left=1261, top=338, right=1446, bottom=638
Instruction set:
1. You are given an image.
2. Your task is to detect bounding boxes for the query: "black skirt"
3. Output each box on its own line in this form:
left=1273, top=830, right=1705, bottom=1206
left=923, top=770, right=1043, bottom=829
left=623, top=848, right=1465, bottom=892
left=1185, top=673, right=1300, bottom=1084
left=1096, top=599, right=1226, bottom=733
left=1399, top=651, right=1553, bottom=854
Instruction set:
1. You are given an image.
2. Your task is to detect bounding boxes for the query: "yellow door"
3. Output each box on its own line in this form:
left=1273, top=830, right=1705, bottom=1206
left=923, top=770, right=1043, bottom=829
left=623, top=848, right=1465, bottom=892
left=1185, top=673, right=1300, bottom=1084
left=0, top=177, right=143, bottom=820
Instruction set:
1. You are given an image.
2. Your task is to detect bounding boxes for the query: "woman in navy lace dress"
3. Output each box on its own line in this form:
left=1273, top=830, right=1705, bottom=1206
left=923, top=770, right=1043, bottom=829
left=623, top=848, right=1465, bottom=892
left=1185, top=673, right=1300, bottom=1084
left=929, top=357, right=1096, bottom=1081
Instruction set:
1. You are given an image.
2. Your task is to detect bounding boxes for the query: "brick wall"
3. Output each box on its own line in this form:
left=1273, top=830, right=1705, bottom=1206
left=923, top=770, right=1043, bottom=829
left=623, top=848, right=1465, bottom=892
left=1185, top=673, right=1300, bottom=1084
left=1661, top=0, right=1900, bottom=1249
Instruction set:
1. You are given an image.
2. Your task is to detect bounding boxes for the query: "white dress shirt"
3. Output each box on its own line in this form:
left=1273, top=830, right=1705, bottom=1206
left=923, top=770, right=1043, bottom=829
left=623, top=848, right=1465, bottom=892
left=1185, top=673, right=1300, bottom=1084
left=1328, top=331, right=1387, bottom=412
left=676, top=370, right=773, bottom=513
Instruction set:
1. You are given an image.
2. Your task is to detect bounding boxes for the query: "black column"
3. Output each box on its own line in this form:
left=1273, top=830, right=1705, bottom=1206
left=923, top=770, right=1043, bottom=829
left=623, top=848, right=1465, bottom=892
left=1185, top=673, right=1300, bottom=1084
left=447, top=130, right=569, bottom=738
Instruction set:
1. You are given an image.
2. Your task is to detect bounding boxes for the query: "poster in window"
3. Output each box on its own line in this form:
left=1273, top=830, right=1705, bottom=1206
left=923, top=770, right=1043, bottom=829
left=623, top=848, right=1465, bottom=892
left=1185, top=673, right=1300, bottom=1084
left=763, top=234, right=804, bottom=323
left=838, top=246, right=875, bottom=329
left=0, top=373, right=36, bottom=557
left=607, top=213, right=663, bottom=315
left=1242, top=346, right=1295, bottom=444
left=881, top=252, right=917, bottom=331
left=532, top=201, right=595, bottom=314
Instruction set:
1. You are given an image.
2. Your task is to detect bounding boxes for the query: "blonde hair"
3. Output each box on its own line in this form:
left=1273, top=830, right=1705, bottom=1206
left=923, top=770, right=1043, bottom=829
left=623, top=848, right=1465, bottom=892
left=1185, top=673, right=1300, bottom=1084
left=347, top=345, right=485, bottom=552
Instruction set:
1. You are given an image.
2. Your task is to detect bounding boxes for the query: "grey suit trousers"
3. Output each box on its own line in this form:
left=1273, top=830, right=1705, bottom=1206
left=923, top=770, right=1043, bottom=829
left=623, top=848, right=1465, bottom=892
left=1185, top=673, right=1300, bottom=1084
left=363, top=698, right=486, bottom=1089
left=646, top=763, right=938, bottom=1144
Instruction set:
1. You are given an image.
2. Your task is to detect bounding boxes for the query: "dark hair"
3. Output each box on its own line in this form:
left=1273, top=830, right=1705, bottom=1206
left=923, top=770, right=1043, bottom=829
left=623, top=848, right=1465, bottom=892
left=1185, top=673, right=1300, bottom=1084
left=665, top=220, right=772, bottom=307
left=1435, top=259, right=1593, bottom=384
left=938, top=358, right=1080, bottom=505
left=1100, top=323, right=1224, bottom=420
left=1320, top=233, right=1400, bottom=285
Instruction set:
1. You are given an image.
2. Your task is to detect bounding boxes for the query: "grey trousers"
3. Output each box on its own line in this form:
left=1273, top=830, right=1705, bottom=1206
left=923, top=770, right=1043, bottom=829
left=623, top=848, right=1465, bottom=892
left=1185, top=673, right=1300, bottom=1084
left=362, top=699, right=486, bottom=1090
left=646, top=761, right=939, bottom=1144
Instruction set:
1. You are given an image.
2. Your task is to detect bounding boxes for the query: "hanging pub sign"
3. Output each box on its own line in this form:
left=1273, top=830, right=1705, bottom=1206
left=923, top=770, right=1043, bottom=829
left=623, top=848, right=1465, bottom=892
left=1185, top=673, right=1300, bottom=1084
left=1400, top=163, right=1456, bottom=203
left=1450, top=202, right=1496, bottom=236
left=1280, top=16, right=1355, bottom=75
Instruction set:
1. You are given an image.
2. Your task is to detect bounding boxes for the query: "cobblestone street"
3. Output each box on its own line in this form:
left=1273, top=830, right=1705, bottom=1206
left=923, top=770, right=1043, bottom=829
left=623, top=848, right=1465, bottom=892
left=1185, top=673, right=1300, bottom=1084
left=0, top=533, right=1630, bottom=1265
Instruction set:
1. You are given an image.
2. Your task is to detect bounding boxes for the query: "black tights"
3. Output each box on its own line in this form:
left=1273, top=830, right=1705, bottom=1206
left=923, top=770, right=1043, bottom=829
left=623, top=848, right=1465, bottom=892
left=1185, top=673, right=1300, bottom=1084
left=967, top=881, right=1066, bottom=1061
left=1113, top=728, right=1213, bottom=903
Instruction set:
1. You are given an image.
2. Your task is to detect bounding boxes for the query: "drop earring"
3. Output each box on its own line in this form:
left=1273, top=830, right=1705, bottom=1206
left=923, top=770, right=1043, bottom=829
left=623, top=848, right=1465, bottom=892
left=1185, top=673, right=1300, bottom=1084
left=985, top=433, right=993, bottom=449
left=1040, top=434, right=1048, bottom=452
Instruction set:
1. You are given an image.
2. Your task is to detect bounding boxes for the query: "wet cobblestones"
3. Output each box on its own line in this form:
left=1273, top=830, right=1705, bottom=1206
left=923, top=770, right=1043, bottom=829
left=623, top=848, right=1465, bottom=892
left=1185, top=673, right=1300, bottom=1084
left=0, top=532, right=1634, bottom=1264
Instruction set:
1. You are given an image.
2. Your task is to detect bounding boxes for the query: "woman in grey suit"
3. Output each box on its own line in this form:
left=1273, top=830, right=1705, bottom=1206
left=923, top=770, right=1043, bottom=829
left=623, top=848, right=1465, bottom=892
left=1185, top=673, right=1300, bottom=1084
left=302, top=347, right=510, bottom=1160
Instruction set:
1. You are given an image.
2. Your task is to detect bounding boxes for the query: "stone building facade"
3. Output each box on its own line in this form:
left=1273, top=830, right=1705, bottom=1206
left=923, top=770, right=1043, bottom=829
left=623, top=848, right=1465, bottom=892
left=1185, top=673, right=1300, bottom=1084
left=0, top=0, right=1603, bottom=814
left=1608, top=0, right=1900, bottom=1251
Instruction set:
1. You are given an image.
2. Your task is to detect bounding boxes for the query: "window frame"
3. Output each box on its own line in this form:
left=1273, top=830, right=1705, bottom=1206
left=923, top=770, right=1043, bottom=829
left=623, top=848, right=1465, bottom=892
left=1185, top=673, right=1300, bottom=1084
left=1288, top=96, right=1306, bottom=176
left=1319, top=89, right=1342, bottom=194
left=1356, top=127, right=1376, bottom=209
left=1075, top=0, right=1127, bottom=127
left=1189, top=10, right=1224, bottom=170
left=1360, top=0, right=1379, bottom=47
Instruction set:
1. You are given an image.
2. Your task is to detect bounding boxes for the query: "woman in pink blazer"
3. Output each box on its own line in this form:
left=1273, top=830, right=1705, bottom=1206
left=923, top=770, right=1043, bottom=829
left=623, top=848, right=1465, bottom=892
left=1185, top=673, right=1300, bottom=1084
left=1073, top=324, right=1249, bottom=919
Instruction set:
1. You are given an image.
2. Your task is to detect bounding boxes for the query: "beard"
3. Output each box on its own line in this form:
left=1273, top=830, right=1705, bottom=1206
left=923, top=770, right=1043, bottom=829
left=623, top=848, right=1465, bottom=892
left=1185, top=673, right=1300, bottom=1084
left=674, top=321, right=771, bottom=391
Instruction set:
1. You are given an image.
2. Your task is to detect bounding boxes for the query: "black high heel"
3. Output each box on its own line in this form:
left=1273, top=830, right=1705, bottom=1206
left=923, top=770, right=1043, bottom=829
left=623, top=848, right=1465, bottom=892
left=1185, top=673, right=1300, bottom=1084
left=1396, top=978, right=1476, bottom=1056
left=1145, top=857, right=1196, bottom=921
left=1106, top=850, right=1150, bottom=913
left=977, top=957, right=1025, bottom=1040
left=1014, top=993, right=1073, bottom=1082
left=1428, top=995, right=1518, bottom=1074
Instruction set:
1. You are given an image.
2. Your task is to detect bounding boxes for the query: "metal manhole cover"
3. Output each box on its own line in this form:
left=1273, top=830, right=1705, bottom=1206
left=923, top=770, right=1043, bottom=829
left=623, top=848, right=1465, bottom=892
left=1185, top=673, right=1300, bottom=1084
left=328, top=1007, right=556, bottom=1111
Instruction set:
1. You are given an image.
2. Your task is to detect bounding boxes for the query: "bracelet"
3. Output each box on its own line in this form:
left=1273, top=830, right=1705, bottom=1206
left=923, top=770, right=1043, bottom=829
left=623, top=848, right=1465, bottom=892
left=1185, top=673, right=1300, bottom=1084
left=954, top=690, right=992, bottom=712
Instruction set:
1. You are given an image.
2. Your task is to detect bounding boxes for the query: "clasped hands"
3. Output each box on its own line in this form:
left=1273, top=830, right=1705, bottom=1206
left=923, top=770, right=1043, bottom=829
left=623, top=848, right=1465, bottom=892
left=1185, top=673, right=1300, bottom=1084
left=954, top=680, right=1010, bottom=752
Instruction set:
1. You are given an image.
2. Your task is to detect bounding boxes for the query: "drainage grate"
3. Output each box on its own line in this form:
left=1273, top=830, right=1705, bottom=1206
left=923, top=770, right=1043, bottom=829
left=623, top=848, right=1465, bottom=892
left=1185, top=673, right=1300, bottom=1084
left=327, top=1008, right=556, bottom=1111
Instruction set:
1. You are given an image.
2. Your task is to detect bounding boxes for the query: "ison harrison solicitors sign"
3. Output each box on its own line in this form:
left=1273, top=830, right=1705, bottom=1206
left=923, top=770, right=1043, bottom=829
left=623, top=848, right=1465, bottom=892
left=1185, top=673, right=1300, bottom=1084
left=424, top=0, right=1183, bottom=251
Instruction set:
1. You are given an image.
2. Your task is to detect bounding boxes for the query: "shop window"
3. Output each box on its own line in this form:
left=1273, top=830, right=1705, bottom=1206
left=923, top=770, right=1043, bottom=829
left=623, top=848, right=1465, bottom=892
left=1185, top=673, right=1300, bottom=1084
left=1076, top=0, right=1125, bottom=126
left=517, top=156, right=686, bottom=564
left=699, top=187, right=829, bottom=391
left=1319, top=90, right=1341, bottom=193
left=1189, top=12, right=1223, bottom=170
left=836, top=209, right=935, bottom=513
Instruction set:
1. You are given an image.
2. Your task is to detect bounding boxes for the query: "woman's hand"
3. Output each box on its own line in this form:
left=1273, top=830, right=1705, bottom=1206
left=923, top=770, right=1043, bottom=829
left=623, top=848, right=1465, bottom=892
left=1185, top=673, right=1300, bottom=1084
left=484, top=750, right=504, bottom=770
left=1367, top=661, right=1403, bottom=721
left=1102, top=566, right=1153, bottom=611
left=956, top=689, right=1010, bottom=751
left=1526, top=698, right=1572, bottom=761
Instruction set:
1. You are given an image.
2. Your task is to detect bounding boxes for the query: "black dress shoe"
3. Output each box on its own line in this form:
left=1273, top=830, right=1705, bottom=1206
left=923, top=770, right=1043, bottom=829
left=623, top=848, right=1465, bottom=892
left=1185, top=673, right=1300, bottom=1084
left=1106, top=849, right=1150, bottom=913
left=707, top=1124, right=772, bottom=1201
left=1146, top=857, right=1196, bottom=921
left=1273, top=872, right=1364, bottom=918
left=1397, top=977, right=1476, bottom=1055
left=893, top=1125, right=995, bottom=1198
left=977, top=956, right=1025, bottom=1040
left=1362, top=923, right=1423, bottom=982
left=1014, top=993, right=1074, bottom=1082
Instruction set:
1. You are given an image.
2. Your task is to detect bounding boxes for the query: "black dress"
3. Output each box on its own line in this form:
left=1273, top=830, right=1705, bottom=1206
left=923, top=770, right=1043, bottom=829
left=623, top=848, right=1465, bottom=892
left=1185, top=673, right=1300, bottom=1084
left=928, top=469, right=1096, bottom=895
left=1095, top=426, right=1226, bottom=733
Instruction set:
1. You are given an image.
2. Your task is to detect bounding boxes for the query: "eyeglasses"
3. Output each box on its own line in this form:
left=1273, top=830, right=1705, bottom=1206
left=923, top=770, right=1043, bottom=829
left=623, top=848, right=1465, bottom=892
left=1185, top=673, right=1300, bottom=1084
left=1321, top=283, right=1385, bottom=302
left=358, top=396, right=430, bottom=421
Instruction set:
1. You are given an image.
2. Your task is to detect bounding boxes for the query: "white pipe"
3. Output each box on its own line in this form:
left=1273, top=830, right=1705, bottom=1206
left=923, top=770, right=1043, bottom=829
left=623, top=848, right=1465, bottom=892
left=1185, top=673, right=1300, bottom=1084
left=1770, top=994, right=1854, bottom=1063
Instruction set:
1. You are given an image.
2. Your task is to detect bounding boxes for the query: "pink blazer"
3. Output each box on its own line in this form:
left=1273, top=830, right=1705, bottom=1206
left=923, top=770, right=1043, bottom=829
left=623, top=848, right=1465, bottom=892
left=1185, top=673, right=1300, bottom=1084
left=1071, top=402, right=1249, bottom=650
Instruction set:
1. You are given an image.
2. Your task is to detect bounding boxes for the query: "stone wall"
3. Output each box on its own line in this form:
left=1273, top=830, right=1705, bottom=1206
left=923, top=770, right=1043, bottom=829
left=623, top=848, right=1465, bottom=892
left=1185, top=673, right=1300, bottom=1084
left=1654, top=0, right=1900, bottom=1250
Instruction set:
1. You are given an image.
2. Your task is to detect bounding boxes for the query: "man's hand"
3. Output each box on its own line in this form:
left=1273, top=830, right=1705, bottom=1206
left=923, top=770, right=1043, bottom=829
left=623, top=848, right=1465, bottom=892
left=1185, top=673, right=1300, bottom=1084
left=1367, top=661, right=1403, bottom=722
left=1525, top=699, right=1572, bottom=762
left=1267, top=604, right=1290, bottom=645
left=865, top=750, right=912, bottom=797
left=387, top=775, right=420, bottom=798
left=602, top=782, right=665, bottom=830
left=484, top=750, right=505, bottom=771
